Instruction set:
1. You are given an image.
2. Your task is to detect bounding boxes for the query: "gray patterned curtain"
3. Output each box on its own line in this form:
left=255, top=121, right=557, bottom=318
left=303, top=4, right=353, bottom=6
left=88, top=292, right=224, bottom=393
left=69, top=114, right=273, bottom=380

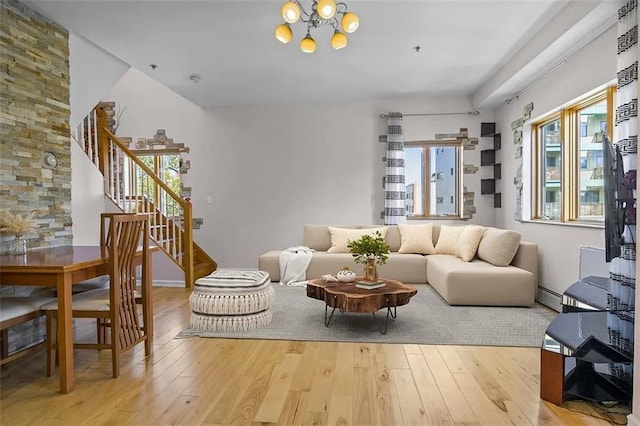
left=608, top=0, right=637, bottom=382
left=384, top=113, right=406, bottom=225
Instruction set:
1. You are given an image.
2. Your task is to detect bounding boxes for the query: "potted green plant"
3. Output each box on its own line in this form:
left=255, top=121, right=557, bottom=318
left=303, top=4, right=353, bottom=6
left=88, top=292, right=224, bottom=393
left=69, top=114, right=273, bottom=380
left=347, top=231, right=390, bottom=282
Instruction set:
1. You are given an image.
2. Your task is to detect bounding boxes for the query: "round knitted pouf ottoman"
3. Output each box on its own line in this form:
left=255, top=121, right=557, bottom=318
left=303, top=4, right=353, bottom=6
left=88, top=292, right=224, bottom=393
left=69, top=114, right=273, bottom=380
left=189, top=270, right=273, bottom=332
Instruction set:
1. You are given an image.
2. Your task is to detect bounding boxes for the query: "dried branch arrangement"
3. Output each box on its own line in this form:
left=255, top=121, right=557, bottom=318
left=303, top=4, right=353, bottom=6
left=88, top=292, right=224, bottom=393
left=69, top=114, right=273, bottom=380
left=0, top=211, right=36, bottom=236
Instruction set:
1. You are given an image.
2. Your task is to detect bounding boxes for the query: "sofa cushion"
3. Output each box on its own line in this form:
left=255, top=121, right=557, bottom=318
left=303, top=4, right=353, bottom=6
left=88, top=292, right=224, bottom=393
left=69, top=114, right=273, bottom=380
left=511, top=241, right=539, bottom=285
left=377, top=253, right=429, bottom=283
left=306, top=252, right=428, bottom=284
left=432, top=224, right=441, bottom=246
left=477, top=228, right=522, bottom=266
left=434, top=225, right=465, bottom=255
left=455, top=225, right=485, bottom=262
left=361, top=225, right=400, bottom=251
left=426, top=254, right=535, bottom=306
left=260, top=249, right=428, bottom=284
left=258, top=250, right=282, bottom=281
left=306, top=252, right=360, bottom=279
left=327, top=226, right=388, bottom=253
left=303, top=225, right=357, bottom=251
left=397, top=223, right=436, bottom=254
left=260, top=250, right=358, bottom=283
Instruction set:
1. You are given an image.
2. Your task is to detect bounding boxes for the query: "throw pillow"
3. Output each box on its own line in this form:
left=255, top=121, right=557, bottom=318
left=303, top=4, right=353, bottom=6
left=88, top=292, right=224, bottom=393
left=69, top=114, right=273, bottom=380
left=327, top=226, right=389, bottom=253
left=477, top=228, right=522, bottom=266
left=361, top=225, right=401, bottom=252
left=303, top=225, right=357, bottom=251
left=455, top=225, right=486, bottom=262
left=434, top=225, right=465, bottom=255
left=397, top=223, right=436, bottom=254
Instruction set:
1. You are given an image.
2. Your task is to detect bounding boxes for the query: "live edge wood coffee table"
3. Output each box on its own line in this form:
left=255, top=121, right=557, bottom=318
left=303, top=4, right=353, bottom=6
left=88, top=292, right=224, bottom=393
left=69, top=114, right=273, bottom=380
left=306, top=277, right=417, bottom=334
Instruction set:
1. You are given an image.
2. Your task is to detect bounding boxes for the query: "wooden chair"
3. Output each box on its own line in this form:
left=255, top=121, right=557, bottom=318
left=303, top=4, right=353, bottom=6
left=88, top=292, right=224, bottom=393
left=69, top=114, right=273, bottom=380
left=71, top=212, right=135, bottom=294
left=74, top=213, right=146, bottom=344
left=42, top=213, right=151, bottom=378
left=0, top=296, right=56, bottom=365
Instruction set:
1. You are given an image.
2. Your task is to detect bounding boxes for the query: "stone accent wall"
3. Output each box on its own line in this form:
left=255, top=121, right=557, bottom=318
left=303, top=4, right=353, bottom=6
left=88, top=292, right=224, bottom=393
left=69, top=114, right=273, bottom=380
left=463, top=187, right=476, bottom=218
left=97, top=101, right=116, bottom=131
left=463, top=164, right=479, bottom=174
left=0, top=0, right=71, bottom=253
left=0, top=0, right=71, bottom=353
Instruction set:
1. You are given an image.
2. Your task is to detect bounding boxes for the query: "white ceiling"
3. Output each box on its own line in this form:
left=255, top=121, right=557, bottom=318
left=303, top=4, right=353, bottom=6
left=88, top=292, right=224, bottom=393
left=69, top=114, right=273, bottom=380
left=26, top=0, right=616, bottom=109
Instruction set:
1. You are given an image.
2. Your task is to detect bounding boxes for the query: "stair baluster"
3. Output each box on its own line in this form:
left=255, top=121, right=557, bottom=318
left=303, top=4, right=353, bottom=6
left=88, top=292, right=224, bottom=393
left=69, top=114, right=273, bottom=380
left=72, top=105, right=216, bottom=286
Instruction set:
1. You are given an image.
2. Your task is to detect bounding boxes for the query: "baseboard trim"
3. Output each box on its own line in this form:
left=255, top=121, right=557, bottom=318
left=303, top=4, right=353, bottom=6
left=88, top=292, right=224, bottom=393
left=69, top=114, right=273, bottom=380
left=153, top=280, right=186, bottom=287
left=537, top=285, right=562, bottom=312
left=628, top=413, right=640, bottom=426
left=135, top=279, right=186, bottom=287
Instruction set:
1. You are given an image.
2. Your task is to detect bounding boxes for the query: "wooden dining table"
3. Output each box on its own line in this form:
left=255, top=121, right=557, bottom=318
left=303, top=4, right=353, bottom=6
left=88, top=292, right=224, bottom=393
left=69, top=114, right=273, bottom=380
left=0, top=245, right=154, bottom=393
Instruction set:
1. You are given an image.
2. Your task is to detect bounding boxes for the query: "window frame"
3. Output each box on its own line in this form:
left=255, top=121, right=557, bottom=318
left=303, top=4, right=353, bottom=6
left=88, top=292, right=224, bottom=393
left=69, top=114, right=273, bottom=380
left=405, top=140, right=463, bottom=219
left=533, top=113, right=562, bottom=221
left=532, top=87, right=614, bottom=223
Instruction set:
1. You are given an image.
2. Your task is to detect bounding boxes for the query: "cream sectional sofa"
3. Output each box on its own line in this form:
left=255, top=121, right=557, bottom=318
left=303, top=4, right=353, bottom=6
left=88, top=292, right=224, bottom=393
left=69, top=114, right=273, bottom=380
left=258, top=224, right=538, bottom=307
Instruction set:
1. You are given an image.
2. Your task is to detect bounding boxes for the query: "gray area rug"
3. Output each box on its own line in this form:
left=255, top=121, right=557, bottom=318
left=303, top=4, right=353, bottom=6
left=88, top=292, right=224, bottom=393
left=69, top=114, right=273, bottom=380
left=177, top=283, right=557, bottom=347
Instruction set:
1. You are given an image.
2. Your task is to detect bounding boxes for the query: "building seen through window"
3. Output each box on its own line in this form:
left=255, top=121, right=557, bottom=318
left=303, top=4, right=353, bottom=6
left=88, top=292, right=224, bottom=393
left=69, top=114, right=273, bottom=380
left=405, top=183, right=415, bottom=214
left=533, top=88, right=612, bottom=223
left=577, top=101, right=606, bottom=221
left=405, top=141, right=461, bottom=218
left=540, top=119, right=561, bottom=220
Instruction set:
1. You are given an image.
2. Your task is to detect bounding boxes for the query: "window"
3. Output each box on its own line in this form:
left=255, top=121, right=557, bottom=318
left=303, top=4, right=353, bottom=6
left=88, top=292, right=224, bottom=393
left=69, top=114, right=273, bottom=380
left=405, top=183, right=415, bottom=214
left=538, top=118, right=562, bottom=220
left=404, top=141, right=462, bottom=218
left=580, top=122, right=588, bottom=137
left=128, top=154, right=182, bottom=217
left=533, top=88, right=614, bottom=223
left=580, top=190, right=600, bottom=203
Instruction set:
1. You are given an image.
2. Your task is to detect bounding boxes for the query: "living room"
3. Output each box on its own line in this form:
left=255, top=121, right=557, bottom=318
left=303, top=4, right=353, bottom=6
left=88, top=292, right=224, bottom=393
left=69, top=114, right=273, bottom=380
left=1, top=0, right=637, bottom=424
left=64, top=3, right=612, bottom=300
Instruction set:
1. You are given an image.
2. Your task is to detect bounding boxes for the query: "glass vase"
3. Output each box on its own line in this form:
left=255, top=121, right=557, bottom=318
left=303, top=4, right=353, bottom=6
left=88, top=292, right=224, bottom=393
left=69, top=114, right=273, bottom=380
left=363, top=259, right=378, bottom=282
left=12, top=236, right=27, bottom=255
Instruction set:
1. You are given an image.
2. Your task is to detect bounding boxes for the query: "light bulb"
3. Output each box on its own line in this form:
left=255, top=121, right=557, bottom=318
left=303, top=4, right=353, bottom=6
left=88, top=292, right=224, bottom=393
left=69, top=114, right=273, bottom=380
left=341, top=12, right=359, bottom=33
left=317, top=0, right=336, bottom=19
left=281, top=1, right=301, bottom=23
left=275, top=23, right=292, bottom=44
left=300, top=35, right=316, bottom=53
left=331, top=30, right=347, bottom=50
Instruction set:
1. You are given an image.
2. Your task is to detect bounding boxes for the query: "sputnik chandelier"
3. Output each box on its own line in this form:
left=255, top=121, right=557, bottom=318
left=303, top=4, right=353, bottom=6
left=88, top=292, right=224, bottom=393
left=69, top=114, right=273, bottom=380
left=275, top=0, right=359, bottom=53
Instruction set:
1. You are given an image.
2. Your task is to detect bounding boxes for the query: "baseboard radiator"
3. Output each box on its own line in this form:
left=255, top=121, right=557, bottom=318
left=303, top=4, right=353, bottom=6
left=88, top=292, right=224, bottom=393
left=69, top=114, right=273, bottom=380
left=536, top=285, right=562, bottom=312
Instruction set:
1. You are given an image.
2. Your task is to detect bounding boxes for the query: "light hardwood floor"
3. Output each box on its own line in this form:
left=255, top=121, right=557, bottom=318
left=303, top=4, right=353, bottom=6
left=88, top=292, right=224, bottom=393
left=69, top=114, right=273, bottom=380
left=0, top=287, right=627, bottom=425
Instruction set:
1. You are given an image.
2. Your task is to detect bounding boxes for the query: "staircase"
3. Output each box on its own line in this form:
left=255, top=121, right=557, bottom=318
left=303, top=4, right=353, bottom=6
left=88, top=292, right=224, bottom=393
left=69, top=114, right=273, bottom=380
left=74, top=106, right=216, bottom=287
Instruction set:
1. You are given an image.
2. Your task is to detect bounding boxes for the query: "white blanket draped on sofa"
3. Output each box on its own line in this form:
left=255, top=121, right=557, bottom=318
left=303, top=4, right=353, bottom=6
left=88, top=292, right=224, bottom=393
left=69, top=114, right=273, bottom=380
left=279, top=246, right=314, bottom=287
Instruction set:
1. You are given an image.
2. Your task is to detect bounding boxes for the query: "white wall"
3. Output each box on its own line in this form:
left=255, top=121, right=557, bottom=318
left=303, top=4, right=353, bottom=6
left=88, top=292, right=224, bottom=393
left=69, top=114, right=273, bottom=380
left=494, top=26, right=616, bottom=295
left=69, top=32, right=129, bottom=245
left=69, top=33, right=129, bottom=130
left=70, top=142, right=105, bottom=245
left=107, top=68, right=206, bottom=281
left=107, top=68, right=203, bottom=141
left=196, top=98, right=495, bottom=268
left=105, top=68, right=496, bottom=268
left=75, top=25, right=616, bottom=289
